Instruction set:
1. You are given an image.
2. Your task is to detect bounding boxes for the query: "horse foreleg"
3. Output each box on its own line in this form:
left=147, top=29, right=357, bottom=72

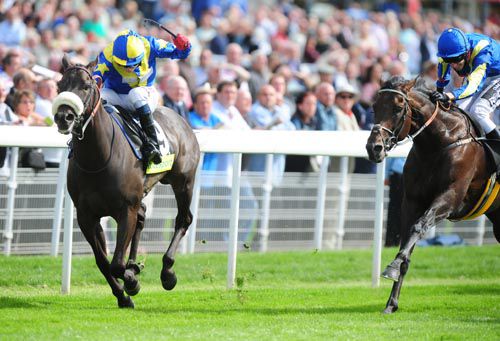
left=78, top=213, right=133, bottom=308
left=383, top=189, right=460, bottom=281
left=123, top=202, right=146, bottom=296
left=161, top=177, right=194, bottom=290
left=111, top=206, right=139, bottom=287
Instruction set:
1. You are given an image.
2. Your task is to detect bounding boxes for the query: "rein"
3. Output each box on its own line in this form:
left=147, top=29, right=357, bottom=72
left=63, top=65, right=101, bottom=140
left=373, top=88, right=441, bottom=152
left=62, top=65, right=115, bottom=173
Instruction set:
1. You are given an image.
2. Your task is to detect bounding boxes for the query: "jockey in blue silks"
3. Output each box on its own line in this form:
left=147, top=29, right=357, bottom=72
left=93, top=29, right=191, bottom=164
left=431, top=27, right=500, bottom=139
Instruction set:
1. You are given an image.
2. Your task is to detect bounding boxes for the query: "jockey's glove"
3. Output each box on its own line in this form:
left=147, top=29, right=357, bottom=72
left=174, top=34, right=191, bottom=50
left=430, top=91, right=449, bottom=103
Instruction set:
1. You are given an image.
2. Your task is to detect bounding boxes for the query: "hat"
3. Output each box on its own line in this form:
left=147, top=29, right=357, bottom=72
left=193, top=83, right=216, bottom=99
left=336, top=83, right=359, bottom=97
left=317, top=63, right=336, bottom=75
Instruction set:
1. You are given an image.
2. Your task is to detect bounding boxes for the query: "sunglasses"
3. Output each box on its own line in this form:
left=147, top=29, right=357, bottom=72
left=338, top=94, right=354, bottom=99
left=442, top=53, right=467, bottom=64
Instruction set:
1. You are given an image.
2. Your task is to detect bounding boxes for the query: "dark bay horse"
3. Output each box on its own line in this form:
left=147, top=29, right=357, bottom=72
left=366, top=76, right=500, bottom=313
left=53, top=55, right=200, bottom=308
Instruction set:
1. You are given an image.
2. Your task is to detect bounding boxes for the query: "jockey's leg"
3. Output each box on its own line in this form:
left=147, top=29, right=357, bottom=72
left=129, top=87, right=162, bottom=165
left=137, top=104, right=162, bottom=164
left=470, top=77, right=500, bottom=138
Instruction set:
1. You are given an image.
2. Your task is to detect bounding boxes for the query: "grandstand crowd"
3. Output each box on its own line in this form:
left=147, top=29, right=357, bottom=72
left=0, top=0, right=498, bottom=173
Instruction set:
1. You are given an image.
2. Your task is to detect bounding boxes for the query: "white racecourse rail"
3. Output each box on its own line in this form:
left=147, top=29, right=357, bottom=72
left=0, top=126, right=411, bottom=292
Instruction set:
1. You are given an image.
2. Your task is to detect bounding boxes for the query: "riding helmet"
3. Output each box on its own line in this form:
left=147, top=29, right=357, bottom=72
left=112, top=30, right=145, bottom=67
left=437, top=28, right=469, bottom=59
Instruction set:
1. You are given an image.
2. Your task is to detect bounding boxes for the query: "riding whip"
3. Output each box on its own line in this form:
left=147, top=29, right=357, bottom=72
left=143, top=18, right=177, bottom=39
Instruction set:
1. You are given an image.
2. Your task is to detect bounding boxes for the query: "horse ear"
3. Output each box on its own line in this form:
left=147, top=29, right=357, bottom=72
left=61, top=54, right=71, bottom=72
left=403, top=78, right=417, bottom=93
left=86, top=58, right=97, bottom=72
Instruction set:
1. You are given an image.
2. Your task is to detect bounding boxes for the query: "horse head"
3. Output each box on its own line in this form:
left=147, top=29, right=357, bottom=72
left=53, top=54, right=99, bottom=136
left=366, top=76, right=418, bottom=163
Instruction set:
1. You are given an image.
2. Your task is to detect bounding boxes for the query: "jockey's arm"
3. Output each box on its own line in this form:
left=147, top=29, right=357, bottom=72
left=150, top=37, right=191, bottom=61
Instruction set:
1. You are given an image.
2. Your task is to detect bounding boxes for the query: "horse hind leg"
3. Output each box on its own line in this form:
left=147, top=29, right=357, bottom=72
left=485, top=209, right=500, bottom=243
left=161, top=175, right=194, bottom=291
left=123, top=202, right=147, bottom=296
left=78, top=213, right=134, bottom=308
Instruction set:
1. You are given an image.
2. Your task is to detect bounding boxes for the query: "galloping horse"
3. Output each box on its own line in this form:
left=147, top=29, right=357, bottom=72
left=53, top=55, right=200, bottom=308
left=366, top=76, right=500, bottom=313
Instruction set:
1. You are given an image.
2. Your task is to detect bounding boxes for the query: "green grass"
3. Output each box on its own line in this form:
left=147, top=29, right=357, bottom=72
left=0, top=246, right=499, bottom=340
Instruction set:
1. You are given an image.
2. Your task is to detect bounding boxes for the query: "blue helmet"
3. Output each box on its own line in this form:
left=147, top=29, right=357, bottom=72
left=437, top=28, right=469, bottom=59
left=112, top=30, right=145, bottom=67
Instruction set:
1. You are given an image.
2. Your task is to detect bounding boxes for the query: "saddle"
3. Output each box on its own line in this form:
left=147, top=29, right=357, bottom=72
left=103, top=104, right=175, bottom=174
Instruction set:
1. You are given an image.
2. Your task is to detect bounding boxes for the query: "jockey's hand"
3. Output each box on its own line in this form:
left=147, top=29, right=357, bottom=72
left=173, top=34, right=191, bottom=50
left=430, top=91, right=449, bottom=103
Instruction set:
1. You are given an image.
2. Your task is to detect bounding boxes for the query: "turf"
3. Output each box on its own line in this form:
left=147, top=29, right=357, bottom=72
left=0, top=246, right=498, bottom=340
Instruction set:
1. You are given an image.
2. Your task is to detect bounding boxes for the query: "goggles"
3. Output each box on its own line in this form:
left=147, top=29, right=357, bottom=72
left=442, top=53, right=467, bottom=64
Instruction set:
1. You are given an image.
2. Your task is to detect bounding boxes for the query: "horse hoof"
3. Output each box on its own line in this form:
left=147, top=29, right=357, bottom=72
left=124, top=280, right=141, bottom=296
left=123, top=269, right=141, bottom=296
left=382, top=305, right=398, bottom=314
left=382, top=264, right=400, bottom=282
left=161, top=270, right=177, bottom=291
left=118, top=296, right=135, bottom=309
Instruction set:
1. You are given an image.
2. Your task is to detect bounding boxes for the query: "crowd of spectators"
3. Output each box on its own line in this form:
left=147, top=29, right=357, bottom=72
left=0, top=0, right=498, bottom=174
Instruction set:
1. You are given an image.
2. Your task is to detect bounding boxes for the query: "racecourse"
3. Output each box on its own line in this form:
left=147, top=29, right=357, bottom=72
left=0, top=245, right=498, bottom=340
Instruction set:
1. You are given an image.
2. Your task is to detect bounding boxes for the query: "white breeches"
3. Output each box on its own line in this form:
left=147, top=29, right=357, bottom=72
left=456, top=76, right=500, bottom=133
left=101, top=86, right=160, bottom=113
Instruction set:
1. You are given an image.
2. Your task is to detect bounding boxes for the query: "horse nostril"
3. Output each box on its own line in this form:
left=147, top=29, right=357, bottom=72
left=373, top=144, right=383, bottom=154
left=66, top=113, right=75, bottom=122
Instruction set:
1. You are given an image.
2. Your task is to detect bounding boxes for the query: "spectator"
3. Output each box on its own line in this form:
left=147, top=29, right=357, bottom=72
left=194, top=48, right=212, bottom=87
left=246, top=84, right=295, bottom=184
left=35, top=77, right=61, bottom=167
left=286, top=91, right=319, bottom=172
left=5, top=68, right=38, bottom=108
left=0, top=49, right=23, bottom=92
left=220, top=43, right=250, bottom=84
left=212, top=80, right=249, bottom=130
left=315, top=82, right=337, bottom=132
left=159, top=75, right=190, bottom=121
left=0, top=82, right=17, bottom=175
left=12, top=90, right=45, bottom=127
left=269, top=73, right=293, bottom=118
left=235, top=88, right=252, bottom=123
left=0, top=3, right=26, bottom=47
left=360, top=62, right=384, bottom=108
left=187, top=85, right=222, bottom=171
left=331, top=83, right=360, bottom=173
left=247, top=50, right=270, bottom=101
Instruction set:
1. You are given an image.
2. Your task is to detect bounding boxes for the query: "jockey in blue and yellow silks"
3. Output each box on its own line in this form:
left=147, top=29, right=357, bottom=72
left=431, top=27, right=500, bottom=139
left=93, top=29, right=191, bottom=164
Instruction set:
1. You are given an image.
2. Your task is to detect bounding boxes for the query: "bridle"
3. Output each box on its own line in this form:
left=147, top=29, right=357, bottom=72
left=372, top=88, right=440, bottom=152
left=60, top=65, right=115, bottom=173
left=61, top=65, right=102, bottom=140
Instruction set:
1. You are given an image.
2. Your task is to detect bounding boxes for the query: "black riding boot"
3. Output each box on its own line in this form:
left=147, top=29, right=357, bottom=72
left=486, top=129, right=500, bottom=140
left=137, top=104, right=162, bottom=165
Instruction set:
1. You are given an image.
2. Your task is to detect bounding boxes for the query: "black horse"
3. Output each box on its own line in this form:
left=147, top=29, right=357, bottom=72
left=366, top=76, right=500, bottom=313
left=53, top=55, right=200, bottom=308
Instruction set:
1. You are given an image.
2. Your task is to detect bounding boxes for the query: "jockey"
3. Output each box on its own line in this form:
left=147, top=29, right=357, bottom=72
left=93, top=29, right=191, bottom=164
left=431, top=27, right=500, bottom=139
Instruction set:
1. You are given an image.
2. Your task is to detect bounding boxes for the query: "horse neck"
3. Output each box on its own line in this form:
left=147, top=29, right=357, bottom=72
left=72, top=106, right=114, bottom=166
left=410, top=102, right=465, bottom=151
